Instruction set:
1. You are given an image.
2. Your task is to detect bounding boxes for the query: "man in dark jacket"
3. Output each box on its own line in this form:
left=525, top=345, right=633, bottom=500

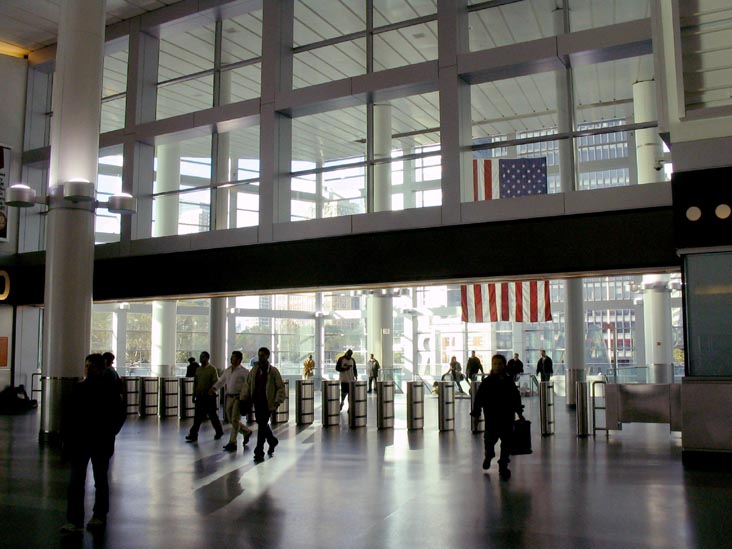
left=471, top=354, right=524, bottom=480
left=465, top=351, right=484, bottom=381
left=507, top=353, right=524, bottom=381
left=536, top=349, right=553, bottom=382
left=240, top=347, right=286, bottom=463
left=61, top=353, right=126, bottom=534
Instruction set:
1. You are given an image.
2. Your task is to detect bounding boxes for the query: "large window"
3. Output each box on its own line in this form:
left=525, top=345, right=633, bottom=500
left=96, top=146, right=123, bottom=243
left=101, top=38, right=128, bottom=132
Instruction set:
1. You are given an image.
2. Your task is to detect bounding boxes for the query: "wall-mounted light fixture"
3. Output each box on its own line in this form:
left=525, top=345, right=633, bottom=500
left=6, top=181, right=137, bottom=215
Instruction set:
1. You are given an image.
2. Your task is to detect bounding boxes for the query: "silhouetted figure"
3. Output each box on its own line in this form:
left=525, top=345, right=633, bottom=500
left=466, top=351, right=484, bottom=381
left=536, top=349, right=553, bottom=382
left=186, top=357, right=200, bottom=378
left=367, top=353, right=380, bottom=393
left=335, top=349, right=358, bottom=410
left=61, top=353, right=125, bottom=534
left=471, top=354, right=524, bottom=480
left=507, top=353, right=524, bottom=382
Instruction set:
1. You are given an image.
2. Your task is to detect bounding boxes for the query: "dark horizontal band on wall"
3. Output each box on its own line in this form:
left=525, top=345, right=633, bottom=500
left=0, top=207, right=678, bottom=305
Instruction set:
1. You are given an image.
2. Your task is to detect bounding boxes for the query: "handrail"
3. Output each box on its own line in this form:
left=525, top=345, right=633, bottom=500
left=591, top=380, right=609, bottom=437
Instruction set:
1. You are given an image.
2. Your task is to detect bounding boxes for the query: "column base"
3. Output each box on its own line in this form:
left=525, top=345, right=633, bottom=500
left=39, top=376, right=80, bottom=445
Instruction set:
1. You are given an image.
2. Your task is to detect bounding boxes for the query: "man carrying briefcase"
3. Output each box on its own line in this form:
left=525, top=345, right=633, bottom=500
left=471, top=353, right=525, bottom=480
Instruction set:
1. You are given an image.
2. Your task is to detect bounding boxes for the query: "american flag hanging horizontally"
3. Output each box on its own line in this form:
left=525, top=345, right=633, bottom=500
left=460, top=157, right=553, bottom=323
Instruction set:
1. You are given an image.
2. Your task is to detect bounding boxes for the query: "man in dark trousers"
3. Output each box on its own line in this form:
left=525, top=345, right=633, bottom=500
left=241, top=347, right=286, bottom=463
left=536, top=349, right=553, bottom=382
left=61, top=353, right=126, bottom=534
left=471, top=354, right=524, bottom=480
left=186, top=351, right=224, bottom=442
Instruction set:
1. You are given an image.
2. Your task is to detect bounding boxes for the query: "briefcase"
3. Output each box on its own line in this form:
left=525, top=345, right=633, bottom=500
left=510, top=419, right=533, bottom=455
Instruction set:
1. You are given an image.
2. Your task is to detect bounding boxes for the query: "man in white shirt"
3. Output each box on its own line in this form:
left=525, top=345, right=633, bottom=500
left=210, top=351, right=252, bottom=452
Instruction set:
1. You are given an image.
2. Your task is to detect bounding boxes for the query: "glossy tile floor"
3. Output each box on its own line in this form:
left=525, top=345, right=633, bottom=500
left=2, top=389, right=731, bottom=548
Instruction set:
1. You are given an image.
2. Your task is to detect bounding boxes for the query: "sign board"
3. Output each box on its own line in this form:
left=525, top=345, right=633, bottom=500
left=0, top=146, right=9, bottom=241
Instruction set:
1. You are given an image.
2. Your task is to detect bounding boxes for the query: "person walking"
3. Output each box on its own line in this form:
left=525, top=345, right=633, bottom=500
left=536, top=349, right=553, bottom=382
left=240, top=347, right=286, bottom=463
left=442, top=356, right=465, bottom=393
left=185, top=357, right=200, bottom=378
left=367, top=353, right=380, bottom=393
left=471, top=354, right=525, bottom=480
left=211, top=351, right=252, bottom=452
left=185, top=351, right=224, bottom=442
left=507, top=353, right=524, bottom=382
left=465, top=351, right=484, bottom=381
left=335, top=349, right=358, bottom=410
left=60, top=354, right=126, bottom=534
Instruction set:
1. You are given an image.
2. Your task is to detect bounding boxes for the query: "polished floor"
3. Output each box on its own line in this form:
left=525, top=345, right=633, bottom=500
left=1, top=387, right=731, bottom=549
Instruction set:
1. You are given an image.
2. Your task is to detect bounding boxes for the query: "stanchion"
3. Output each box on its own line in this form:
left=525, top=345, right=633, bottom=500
left=437, top=381, right=455, bottom=431
left=322, top=380, right=340, bottom=427
left=296, top=379, right=315, bottom=425
left=540, top=381, right=555, bottom=436
left=576, top=381, right=591, bottom=437
left=470, top=380, right=484, bottom=432
left=376, top=381, right=394, bottom=430
left=272, top=379, right=289, bottom=423
left=348, top=380, right=367, bottom=428
left=406, top=382, right=424, bottom=430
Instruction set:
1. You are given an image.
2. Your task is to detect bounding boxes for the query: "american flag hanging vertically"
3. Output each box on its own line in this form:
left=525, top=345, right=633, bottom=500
left=460, top=157, right=553, bottom=323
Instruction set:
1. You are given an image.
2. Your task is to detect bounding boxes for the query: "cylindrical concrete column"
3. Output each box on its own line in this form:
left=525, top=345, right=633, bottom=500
left=643, top=275, right=674, bottom=383
left=633, top=80, right=665, bottom=184
left=40, top=0, right=106, bottom=443
left=150, top=143, right=180, bottom=377
left=406, top=381, right=424, bottom=430
left=565, top=277, right=586, bottom=406
left=368, top=292, right=393, bottom=375
left=437, top=381, right=455, bottom=431
left=376, top=380, right=395, bottom=430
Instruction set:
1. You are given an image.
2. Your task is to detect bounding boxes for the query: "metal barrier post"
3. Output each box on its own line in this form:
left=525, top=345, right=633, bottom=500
left=122, top=376, right=140, bottom=415
left=576, top=381, right=591, bottom=436
left=566, top=368, right=587, bottom=407
left=158, top=377, right=179, bottom=417
left=591, top=380, right=608, bottom=437
left=322, top=380, right=340, bottom=427
left=437, top=381, right=455, bottom=431
left=139, top=377, right=159, bottom=417
left=470, top=380, right=484, bottom=432
left=376, top=380, right=395, bottom=430
left=296, top=379, right=315, bottom=425
left=540, top=381, right=555, bottom=436
left=406, top=381, right=424, bottom=430
left=31, top=372, right=43, bottom=402
left=272, top=379, right=289, bottom=424
left=178, top=378, right=195, bottom=419
left=348, top=380, right=367, bottom=428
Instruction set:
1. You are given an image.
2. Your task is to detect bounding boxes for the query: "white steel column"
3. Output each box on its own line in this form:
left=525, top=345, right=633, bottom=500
left=373, top=103, right=392, bottom=212
left=150, top=143, right=179, bottom=376
left=634, top=80, right=673, bottom=383
left=210, top=71, right=231, bottom=369
left=368, top=105, right=394, bottom=368
left=554, top=8, right=586, bottom=378
left=40, top=0, right=106, bottom=442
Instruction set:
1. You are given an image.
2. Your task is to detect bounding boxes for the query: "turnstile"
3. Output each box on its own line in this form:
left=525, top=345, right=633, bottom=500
left=296, top=379, right=315, bottom=425
left=437, top=381, right=455, bottom=431
left=376, top=381, right=395, bottom=430
left=179, top=377, right=195, bottom=419
left=348, top=380, right=367, bottom=428
left=322, top=380, right=340, bottom=427
left=470, top=380, right=484, bottom=432
left=158, top=377, right=179, bottom=417
left=139, top=377, right=159, bottom=416
left=272, top=379, right=289, bottom=423
left=406, top=382, right=424, bottom=430
left=576, top=381, right=591, bottom=436
left=122, top=376, right=140, bottom=415
left=540, top=381, right=555, bottom=436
